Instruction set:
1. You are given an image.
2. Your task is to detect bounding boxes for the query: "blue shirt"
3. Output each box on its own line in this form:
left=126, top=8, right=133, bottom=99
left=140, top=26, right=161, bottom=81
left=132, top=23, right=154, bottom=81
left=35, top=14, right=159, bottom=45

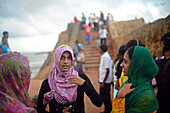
left=75, top=44, right=83, bottom=55
left=1, top=44, right=10, bottom=53
left=75, top=45, right=78, bottom=55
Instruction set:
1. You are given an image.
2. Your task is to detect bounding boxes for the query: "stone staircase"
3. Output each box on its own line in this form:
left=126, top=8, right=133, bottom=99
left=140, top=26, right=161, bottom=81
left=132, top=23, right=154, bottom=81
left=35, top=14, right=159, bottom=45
left=84, top=44, right=100, bottom=71
left=79, top=29, right=114, bottom=73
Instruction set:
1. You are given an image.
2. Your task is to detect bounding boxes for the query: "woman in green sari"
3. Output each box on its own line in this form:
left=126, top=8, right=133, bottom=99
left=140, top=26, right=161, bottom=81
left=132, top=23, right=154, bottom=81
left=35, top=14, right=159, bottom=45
left=111, top=46, right=159, bottom=113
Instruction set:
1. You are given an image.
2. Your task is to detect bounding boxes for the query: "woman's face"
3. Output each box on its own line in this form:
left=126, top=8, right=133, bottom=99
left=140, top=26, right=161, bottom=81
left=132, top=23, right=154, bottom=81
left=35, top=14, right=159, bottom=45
left=120, top=51, right=131, bottom=76
left=3, top=38, right=8, bottom=45
left=59, top=51, right=72, bottom=72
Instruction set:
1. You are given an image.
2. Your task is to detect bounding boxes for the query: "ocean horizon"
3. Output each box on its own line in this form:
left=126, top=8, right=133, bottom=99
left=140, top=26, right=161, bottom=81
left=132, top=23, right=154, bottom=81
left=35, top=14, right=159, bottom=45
left=22, top=52, right=49, bottom=79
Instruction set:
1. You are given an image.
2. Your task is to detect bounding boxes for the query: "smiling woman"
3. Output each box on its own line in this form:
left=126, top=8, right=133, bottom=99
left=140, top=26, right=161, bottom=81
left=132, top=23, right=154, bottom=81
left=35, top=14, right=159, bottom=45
left=111, top=46, right=159, bottom=113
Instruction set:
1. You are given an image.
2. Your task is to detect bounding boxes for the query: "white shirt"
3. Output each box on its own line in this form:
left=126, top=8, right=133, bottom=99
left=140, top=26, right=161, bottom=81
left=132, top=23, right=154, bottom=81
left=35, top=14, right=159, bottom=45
left=99, top=52, right=112, bottom=83
left=98, top=29, right=107, bottom=39
left=77, top=52, right=86, bottom=72
left=77, top=52, right=85, bottom=61
left=108, top=14, right=113, bottom=21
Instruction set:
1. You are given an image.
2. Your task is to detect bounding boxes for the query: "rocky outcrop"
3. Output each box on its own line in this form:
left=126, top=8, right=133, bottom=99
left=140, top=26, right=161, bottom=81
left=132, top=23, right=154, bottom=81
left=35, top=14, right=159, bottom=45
left=108, top=18, right=146, bottom=39
left=108, top=15, right=170, bottom=60
left=34, top=15, right=170, bottom=79
left=34, top=23, right=80, bottom=79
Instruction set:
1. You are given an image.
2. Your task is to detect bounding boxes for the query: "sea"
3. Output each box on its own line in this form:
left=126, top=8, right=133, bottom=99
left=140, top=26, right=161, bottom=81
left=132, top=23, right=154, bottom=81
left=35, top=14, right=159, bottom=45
left=22, top=52, right=49, bottom=79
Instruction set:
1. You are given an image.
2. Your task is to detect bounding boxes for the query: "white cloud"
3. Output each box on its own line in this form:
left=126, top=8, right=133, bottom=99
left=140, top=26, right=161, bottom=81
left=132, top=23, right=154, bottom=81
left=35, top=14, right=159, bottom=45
left=9, top=34, right=60, bottom=53
left=0, top=0, right=169, bottom=52
left=0, top=18, right=36, bottom=37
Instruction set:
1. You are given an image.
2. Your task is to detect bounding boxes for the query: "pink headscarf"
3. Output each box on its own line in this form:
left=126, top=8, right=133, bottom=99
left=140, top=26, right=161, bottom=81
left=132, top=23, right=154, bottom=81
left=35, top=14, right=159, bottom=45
left=43, top=45, right=79, bottom=105
left=0, top=53, right=36, bottom=113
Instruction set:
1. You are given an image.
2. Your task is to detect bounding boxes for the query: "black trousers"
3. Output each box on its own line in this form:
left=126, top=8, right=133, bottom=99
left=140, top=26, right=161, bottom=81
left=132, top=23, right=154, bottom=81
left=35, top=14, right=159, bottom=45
left=101, top=38, right=106, bottom=45
left=100, top=83, right=112, bottom=113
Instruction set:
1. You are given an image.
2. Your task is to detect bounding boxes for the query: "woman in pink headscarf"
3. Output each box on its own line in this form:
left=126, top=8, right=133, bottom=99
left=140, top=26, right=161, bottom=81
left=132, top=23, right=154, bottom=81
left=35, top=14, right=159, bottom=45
left=37, top=45, right=102, bottom=113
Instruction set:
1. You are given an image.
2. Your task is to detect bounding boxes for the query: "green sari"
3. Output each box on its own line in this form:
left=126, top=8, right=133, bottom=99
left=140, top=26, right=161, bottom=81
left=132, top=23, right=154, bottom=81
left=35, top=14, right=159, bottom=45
left=122, top=46, right=159, bottom=113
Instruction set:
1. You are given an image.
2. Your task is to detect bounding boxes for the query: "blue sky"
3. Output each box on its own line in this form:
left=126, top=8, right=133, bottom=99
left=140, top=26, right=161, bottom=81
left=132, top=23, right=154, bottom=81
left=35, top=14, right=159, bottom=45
left=0, top=0, right=169, bottom=52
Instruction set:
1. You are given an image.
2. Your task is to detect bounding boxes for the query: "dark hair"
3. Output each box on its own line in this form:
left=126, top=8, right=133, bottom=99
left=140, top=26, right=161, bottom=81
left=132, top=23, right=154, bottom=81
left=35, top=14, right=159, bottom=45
left=114, top=45, right=126, bottom=63
left=115, top=58, right=123, bottom=79
left=127, top=46, right=135, bottom=60
left=118, top=45, right=126, bottom=57
left=102, top=26, right=104, bottom=29
left=75, top=40, right=78, bottom=44
left=100, top=44, right=108, bottom=52
left=3, top=31, right=8, bottom=36
left=114, top=45, right=125, bottom=78
left=62, top=51, right=73, bottom=61
left=162, top=46, right=167, bottom=56
left=161, top=32, right=170, bottom=51
left=125, top=39, right=144, bottom=51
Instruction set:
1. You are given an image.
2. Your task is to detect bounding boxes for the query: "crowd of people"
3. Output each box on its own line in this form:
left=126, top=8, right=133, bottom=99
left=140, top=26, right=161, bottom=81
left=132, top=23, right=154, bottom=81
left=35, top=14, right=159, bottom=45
left=74, top=11, right=113, bottom=32
left=0, top=23, right=169, bottom=113
left=74, top=11, right=111, bottom=46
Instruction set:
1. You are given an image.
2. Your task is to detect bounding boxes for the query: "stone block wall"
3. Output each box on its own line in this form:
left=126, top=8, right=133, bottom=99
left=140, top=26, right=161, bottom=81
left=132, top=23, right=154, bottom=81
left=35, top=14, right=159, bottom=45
left=108, top=15, right=170, bottom=61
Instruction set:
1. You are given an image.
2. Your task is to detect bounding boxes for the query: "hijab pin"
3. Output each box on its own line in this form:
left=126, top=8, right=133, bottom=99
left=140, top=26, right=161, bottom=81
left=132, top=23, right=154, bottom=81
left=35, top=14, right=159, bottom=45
left=51, top=89, right=55, bottom=94
left=60, top=75, right=65, bottom=78
left=62, top=98, right=68, bottom=101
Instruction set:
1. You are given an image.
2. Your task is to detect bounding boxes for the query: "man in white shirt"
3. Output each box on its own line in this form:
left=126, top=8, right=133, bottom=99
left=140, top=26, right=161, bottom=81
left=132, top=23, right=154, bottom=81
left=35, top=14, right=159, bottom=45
left=99, top=44, right=112, bottom=113
left=98, top=26, right=107, bottom=45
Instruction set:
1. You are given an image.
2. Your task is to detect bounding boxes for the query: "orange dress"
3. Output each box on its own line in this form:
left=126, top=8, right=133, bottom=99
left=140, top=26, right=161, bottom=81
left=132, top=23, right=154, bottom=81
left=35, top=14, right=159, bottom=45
left=111, top=98, right=157, bottom=113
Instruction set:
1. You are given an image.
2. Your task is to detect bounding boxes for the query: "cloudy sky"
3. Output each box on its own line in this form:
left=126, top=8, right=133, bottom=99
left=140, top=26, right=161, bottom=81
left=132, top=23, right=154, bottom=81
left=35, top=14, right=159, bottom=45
left=0, top=0, right=169, bottom=52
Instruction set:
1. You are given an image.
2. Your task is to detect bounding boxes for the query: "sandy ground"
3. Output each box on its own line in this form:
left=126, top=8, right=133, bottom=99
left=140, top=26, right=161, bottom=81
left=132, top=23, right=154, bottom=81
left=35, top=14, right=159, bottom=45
left=28, top=70, right=113, bottom=113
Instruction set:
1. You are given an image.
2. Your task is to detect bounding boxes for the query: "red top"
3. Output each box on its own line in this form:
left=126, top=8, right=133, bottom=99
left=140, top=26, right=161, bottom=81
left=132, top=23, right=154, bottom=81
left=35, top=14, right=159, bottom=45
left=74, top=17, right=78, bottom=22
left=142, top=18, right=145, bottom=23
left=84, top=26, right=91, bottom=34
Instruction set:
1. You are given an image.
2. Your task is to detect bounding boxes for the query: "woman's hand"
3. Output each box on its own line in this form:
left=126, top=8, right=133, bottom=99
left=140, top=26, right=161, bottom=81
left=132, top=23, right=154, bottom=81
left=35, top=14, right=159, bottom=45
left=67, top=75, right=85, bottom=86
left=117, top=83, right=135, bottom=98
left=63, top=105, right=72, bottom=113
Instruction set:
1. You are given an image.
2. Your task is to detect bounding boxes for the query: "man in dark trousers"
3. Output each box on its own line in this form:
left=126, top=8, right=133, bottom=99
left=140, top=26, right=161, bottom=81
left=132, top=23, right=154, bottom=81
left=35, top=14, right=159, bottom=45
left=99, top=44, right=112, bottom=113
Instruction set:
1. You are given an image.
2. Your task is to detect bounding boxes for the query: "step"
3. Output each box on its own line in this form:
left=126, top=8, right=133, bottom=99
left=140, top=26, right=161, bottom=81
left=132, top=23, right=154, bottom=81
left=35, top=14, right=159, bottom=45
left=84, top=44, right=112, bottom=48
left=84, top=46, right=98, bottom=49
left=84, top=49, right=99, bottom=52
left=85, top=49, right=99, bottom=52
left=85, top=52, right=113, bottom=56
left=85, top=57, right=100, bottom=60
left=85, top=69, right=99, bottom=73
left=84, top=51, right=99, bottom=54
left=85, top=64, right=99, bottom=68
left=85, top=60, right=100, bottom=64
left=85, top=54, right=100, bottom=57
left=84, top=48, right=98, bottom=51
